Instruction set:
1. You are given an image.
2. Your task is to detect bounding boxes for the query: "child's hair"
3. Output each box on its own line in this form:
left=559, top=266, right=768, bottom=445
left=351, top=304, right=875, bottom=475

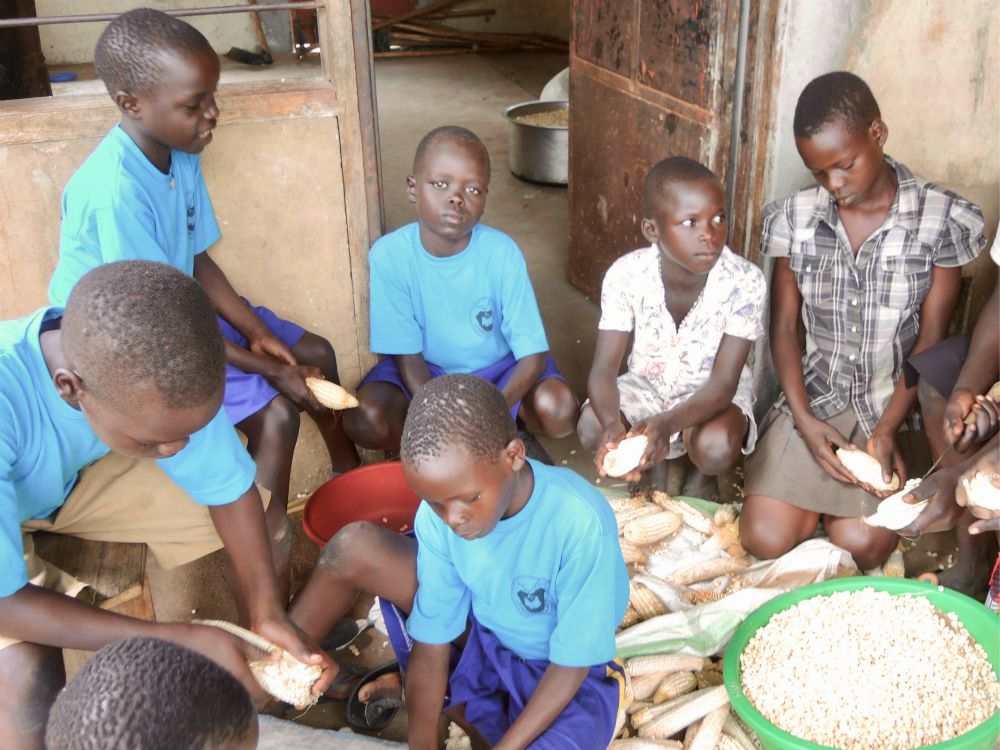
left=95, top=7, right=214, bottom=96
left=793, top=71, right=881, bottom=139
left=45, top=636, right=255, bottom=750
left=401, top=374, right=515, bottom=469
left=643, top=156, right=719, bottom=216
left=62, top=260, right=226, bottom=411
left=412, top=125, right=492, bottom=180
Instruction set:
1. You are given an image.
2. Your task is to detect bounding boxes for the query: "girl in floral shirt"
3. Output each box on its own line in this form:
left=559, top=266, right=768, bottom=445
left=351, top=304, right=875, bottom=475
left=578, top=157, right=767, bottom=495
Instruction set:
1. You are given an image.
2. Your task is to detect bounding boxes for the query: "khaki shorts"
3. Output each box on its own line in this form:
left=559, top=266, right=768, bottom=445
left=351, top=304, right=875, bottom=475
left=1, top=452, right=268, bottom=651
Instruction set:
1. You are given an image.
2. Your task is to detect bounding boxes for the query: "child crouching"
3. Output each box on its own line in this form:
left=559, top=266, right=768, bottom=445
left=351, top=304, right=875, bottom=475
left=291, top=374, right=629, bottom=749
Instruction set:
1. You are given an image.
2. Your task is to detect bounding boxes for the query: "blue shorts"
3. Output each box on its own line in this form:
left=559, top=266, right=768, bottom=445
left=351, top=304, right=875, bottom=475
left=360, top=352, right=565, bottom=420
left=379, top=597, right=625, bottom=749
left=216, top=300, right=306, bottom=425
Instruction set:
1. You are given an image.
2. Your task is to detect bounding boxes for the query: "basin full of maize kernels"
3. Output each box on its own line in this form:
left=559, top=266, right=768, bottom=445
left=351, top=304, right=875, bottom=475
left=723, top=578, right=1000, bottom=750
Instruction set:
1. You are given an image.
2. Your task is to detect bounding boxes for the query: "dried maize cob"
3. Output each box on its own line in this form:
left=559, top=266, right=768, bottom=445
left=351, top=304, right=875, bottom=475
left=617, top=504, right=661, bottom=533
left=610, top=496, right=648, bottom=514
left=619, top=605, right=641, bottom=630
left=624, top=511, right=682, bottom=545
left=637, top=685, right=729, bottom=740
left=632, top=671, right=670, bottom=702
left=701, top=523, right=741, bottom=555
left=196, top=619, right=321, bottom=706
left=721, top=714, right=757, bottom=750
left=682, top=720, right=701, bottom=749
left=669, top=556, right=750, bottom=586
left=604, top=435, right=651, bottom=477
left=626, top=653, right=707, bottom=678
left=305, top=377, right=359, bottom=410
left=689, top=705, right=728, bottom=750
left=685, top=588, right=726, bottom=605
left=694, top=669, right=724, bottom=689
left=628, top=700, right=654, bottom=717
left=862, top=479, right=924, bottom=529
left=835, top=447, right=900, bottom=491
left=715, top=735, right=744, bottom=750
left=653, top=670, right=697, bottom=704
left=609, top=739, right=683, bottom=749
left=882, top=546, right=906, bottom=578
left=962, top=469, right=1000, bottom=512
left=632, top=688, right=704, bottom=728
left=657, top=496, right=716, bottom=534
left=621, top=538, right=647, bottom=565
left=631, top=582, right=669, bottom=620
left=712, top=504, right=737, bottom=526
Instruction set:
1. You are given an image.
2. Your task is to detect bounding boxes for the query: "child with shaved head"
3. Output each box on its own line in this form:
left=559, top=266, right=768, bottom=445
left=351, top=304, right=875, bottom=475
left=0, top=261, right=330, bottom=749
left=291, top=374, right=628, bottom=748
left=578, top=156, right=767, bottom=497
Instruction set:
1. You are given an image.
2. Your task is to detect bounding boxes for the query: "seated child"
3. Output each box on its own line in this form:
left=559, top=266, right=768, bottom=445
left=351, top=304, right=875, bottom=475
left=47, top=8, right=359, bottom=595
left=343, top=126, right=578, bottom=455
left=45, top=637, right=257, bottom=750
left=0, top=262, right=329, bottom=747
left=897, top=235, right=999, bottom=593
left=291, top=375, right=629, bottom=750
left=741, top=72, right=986, bottom=570
left=578, top=157, right=766, bottom=494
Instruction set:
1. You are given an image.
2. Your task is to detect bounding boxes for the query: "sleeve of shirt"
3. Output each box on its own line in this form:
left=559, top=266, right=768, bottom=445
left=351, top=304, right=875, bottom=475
left=760, top=200, right=794, bottom=259
left=368, top=240, right=424, bottom=356
left=90, top=200, right=164, bottom=263
left=724, top=263, right=767, bottom=342
left=597, top=257, right=635, bottom=332
left=405, top=502, right=471, bottom=645
left=498, top=240, right=549, bottom=360
left=193, top=158, right=222, bottom=255
left=548, top=524, right=621, bottom=666
left=0, top=402, right=28, bottom=598
left=157, top=408, right=256, bottom=506
left=933, top=197, right=986, bottom=268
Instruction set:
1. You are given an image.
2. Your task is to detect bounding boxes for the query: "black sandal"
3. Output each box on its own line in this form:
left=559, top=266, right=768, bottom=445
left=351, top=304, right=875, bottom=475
left=346, top=661, right=405, bottom=731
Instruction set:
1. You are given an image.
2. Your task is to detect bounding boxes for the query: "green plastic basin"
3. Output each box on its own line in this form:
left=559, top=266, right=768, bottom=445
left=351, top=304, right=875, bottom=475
left=722, top=577, right=1000, bottom=750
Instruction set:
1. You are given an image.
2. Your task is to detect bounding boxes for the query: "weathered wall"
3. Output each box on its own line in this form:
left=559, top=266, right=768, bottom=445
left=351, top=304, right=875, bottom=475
left=417, top=0, right=572, bottom=39
left=0, top=81, right=364, bottom=494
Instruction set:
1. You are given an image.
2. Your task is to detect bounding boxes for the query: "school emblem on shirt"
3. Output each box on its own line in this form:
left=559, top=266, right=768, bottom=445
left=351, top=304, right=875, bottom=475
left=512, top=576, right=553, bottom=616
left=470, top=297, right=495, bottom=337
left=186, top=203, right=196, bottom=233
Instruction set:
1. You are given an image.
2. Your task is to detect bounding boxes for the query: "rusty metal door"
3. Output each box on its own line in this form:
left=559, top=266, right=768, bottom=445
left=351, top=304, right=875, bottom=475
left=568, top=0, right=743, bottom=299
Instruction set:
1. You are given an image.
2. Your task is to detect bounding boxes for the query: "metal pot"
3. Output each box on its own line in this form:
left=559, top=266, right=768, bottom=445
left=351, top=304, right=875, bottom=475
left=502, top=100, right=568, bottom=185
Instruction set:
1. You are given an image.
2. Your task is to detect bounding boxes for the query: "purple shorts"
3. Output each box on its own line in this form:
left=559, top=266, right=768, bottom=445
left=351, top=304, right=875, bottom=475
left=360, top=352, right=564, bottom=420
left=216, top=300, right=306, bottom=425
left=379, top=596, right=625, bottom=749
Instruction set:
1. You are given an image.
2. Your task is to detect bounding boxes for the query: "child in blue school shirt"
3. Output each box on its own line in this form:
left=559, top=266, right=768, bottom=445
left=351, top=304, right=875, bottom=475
left=47, top=9, right=359, bottom=598
left=342, top=125, right=579, bottom=456
left=289, top=375, right=629, bottom=749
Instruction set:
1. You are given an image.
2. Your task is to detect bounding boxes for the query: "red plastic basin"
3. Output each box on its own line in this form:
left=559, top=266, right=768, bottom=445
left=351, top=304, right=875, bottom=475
left=302, top=461, right=421, bottom=546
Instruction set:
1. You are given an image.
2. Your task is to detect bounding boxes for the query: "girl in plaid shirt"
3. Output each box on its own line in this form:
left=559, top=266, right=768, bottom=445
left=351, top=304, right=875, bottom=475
left=741, top=72, right=985, bottom=572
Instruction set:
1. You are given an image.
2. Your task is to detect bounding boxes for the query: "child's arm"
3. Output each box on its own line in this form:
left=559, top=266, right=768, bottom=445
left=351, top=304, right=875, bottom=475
left=493, top=664, right=589, bottom=750
left=866, top=265, right=963, bottom=486
left=404, top=641, right=452, bottom=750
left=628, top=334, right=751, bottom=467
left=946, top=283, right=1000, bottom=451
left=396, top=353, right=434, bottom=397
left=500, top=352, right=547, bottom=410
left=769, top=258, right=859, bottom=484
left=588, top=329, right=631, bottom=473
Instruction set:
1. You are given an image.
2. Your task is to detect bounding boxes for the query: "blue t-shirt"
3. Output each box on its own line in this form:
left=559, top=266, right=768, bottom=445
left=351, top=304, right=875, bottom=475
left=49, top=125, right=221, bottom=306
left=368, top=223, right=549, bottom=372
left=0, top=308, right=256, bottom=597
left=407, top=460, right=629, bottom=667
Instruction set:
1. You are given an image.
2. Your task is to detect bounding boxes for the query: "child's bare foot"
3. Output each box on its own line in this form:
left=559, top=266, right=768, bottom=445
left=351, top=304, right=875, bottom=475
left=357, top=670, right=403, bottom=703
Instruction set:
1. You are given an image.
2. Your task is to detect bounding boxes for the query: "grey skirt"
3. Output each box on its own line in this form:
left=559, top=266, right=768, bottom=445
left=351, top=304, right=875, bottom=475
left=744, top=406, right=930, bottom=518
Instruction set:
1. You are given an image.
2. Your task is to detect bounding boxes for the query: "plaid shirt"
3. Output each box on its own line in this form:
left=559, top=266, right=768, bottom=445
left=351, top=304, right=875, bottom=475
left=762, top=156, right=985, bottom=436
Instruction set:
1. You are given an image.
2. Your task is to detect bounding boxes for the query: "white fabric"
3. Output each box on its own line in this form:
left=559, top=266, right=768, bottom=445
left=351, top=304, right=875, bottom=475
left=256, top=716, right=405, bottom=749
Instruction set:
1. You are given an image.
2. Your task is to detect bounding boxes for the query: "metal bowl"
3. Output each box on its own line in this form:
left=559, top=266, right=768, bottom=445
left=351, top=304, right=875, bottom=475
left=502, top=100, right=569, bottom=185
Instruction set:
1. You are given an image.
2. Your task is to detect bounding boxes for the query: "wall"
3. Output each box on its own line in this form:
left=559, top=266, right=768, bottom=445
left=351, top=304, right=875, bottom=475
left=417, top=0, right=572, bottom=40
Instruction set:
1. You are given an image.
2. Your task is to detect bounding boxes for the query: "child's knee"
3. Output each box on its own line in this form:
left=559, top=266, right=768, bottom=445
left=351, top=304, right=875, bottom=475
left=530, top=380, right=578, bottom=437
left=317, top=521, right=386, bottom=580
left=344, top=395, right=402, bottom=449
left=296, top=333, right=338, bottom=374
left=576, top=406, right=603, bottom=451
left=261, top=395, right=301, bottom=443
left=739, top=501, right=804, bottom=560
left=687, top=424, right=741, bottom=476
left=0, top=643, right=65, bottom=737
left=827, top=522, right=897, bottom=569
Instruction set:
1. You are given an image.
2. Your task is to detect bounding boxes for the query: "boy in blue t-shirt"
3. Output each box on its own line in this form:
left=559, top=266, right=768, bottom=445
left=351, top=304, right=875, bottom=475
left=291, top=374, right=628, bottom=749
left=0, top=262, right=331, bottom=747
left=343, top=126, right=579, bottom=456
left=47, top=9, right=359, bottom=597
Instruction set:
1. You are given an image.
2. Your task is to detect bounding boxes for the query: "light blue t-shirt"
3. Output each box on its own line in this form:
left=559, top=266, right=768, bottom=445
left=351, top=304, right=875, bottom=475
left=49, top=125, right=221, bottom=306
left=407, top=460, right=629, bottom=667
left=0, top=308, right=256, bottom=597
left=368, top=223, right=549, bottom=372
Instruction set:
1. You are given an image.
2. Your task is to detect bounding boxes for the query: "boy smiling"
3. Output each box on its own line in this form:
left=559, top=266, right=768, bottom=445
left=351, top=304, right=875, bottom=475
left=741, top=72, right=985, bottom=571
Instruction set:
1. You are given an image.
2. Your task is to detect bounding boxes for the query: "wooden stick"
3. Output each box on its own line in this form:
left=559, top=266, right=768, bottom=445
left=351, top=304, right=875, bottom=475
left=246, top=0, right=272, bottom=58
left=397, top=20, right=567, bottom=51
left=373, top=8, right=495, bottom=21
left=371, top=0, right=467, bottom=32
left=375, top=47, right=482, bottom=58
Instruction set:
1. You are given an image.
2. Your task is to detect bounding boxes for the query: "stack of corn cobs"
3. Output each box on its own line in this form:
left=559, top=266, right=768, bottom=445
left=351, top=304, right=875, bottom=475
left=612, top=492, right=757, bottom=748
